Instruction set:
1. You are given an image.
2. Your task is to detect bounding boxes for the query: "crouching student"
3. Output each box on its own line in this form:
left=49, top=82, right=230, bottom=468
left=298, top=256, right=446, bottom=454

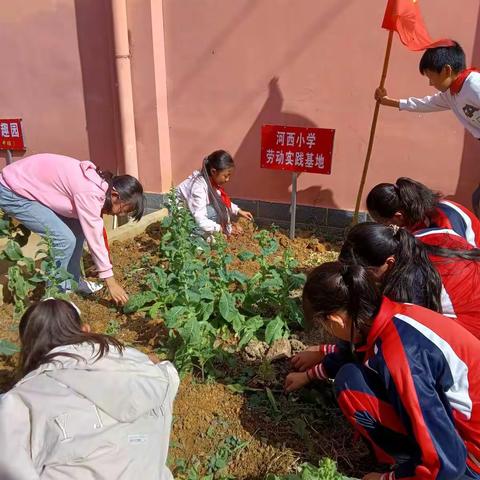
left=367, top=177, right=480, bottom=248
left=177, top=150, right=253, bottom=237
left=0, top=153, right=145, bottom=305
left=0, top=299, right=179, bottom=480
left=285, top=262, right=480, bottom=480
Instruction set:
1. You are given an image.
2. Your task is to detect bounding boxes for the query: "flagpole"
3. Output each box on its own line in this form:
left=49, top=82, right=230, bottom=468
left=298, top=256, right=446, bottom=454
left=352, top=30, right=394, bottom=224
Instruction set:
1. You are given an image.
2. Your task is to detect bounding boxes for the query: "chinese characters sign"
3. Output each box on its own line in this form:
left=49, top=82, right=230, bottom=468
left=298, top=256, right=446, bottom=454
left=0, top=119, right=25, bottom=151
left=261, top=124, right=334, bottom=174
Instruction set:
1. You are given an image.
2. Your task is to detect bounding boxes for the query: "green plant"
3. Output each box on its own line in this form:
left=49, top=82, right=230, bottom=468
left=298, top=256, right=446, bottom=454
left=266, top=458, right=351, bottom=480
left=124, top=189, right=305, bottom=375
left=0, top=339, right=20, bottom=356
left=105, top=319, right=121, bottom=336
left=0, top=219, right=72, bottom=318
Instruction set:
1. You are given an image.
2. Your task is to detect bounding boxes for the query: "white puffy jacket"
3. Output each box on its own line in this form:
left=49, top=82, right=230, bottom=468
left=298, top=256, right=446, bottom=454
left=0, top=343, right=179, bottom=480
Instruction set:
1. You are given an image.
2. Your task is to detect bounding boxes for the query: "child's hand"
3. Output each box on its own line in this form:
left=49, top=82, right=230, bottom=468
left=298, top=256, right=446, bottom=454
left=105, top=277, right=129, bottom=306
left=285, top=372, right=311, bottom=392
left=290, top=349, right=325, bottom=371
left=374, top=86, right=388, bottom=102
left=238, top=209, right=254, bottom=221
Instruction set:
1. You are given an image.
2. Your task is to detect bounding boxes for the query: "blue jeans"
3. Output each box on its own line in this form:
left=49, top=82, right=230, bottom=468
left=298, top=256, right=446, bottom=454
left=0, top=183, right=84, bottom=287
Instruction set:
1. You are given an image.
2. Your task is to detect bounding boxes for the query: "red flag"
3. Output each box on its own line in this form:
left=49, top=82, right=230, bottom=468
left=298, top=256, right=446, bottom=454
left=382, top=0, right=453, bottom=51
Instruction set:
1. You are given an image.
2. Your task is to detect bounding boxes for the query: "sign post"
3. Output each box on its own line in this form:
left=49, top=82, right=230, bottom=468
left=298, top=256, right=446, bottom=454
left=260, top=124, right=335, bottom=239
left=0, top=118, right=26, bottom=164
left=289, top=172, right=297, bottom=239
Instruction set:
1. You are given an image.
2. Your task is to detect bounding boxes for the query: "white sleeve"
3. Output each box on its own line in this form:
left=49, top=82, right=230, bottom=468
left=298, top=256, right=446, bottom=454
left=0, top=393, right=40, bottom=479
left=399, top=92, right=450, bottom=112
left=230, top=201, right=240, bottom=216
left=189, top=181, right=222, bottom=233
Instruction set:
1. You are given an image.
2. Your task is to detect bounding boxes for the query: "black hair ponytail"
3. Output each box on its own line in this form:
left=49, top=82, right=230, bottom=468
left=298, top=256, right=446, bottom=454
left=366, top=177, right=441, bottom=226
left=198, top=150, right=235, bottom=231
left=303, top=262, right=382, bottom=345
left=97, top=168, right=145, bottom=222
left=340, top=222, right=442, bottom=312
left=384, top=228, right=442, bottom=311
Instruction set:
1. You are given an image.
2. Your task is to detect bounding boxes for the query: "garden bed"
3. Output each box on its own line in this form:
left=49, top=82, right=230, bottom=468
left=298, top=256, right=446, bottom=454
left=0, top=217, right=375, bottom=479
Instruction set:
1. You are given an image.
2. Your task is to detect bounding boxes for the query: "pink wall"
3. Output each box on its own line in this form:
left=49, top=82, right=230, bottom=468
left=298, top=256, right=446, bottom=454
left=162, top=0, right=480, bottom=210
left=1, top=1, right=479, bottom=211
left=0, top=0, right=90, bottom=166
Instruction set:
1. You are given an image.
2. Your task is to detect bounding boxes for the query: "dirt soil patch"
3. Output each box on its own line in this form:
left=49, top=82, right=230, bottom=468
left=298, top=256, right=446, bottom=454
left=0, top=221, right=375, bottom=479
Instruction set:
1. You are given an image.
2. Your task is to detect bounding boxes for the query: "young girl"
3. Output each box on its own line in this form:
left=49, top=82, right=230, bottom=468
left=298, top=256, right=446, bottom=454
left=0, top=299, right=179, bottom=479
left=290, top=223, right=480, bottom=394
left=0, top=153, right=145, bottom=305
left=177, top=150, right=253, bottom=236
left=286, top=262, right=480, bottom=480
left=367, top=177, right=480, bottom=248
left=340, top=222, right=480, bottom=339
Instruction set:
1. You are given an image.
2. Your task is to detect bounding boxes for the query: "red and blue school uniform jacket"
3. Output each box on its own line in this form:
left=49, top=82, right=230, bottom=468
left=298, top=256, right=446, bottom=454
left=344, top=298, right=480, bottom=479
left=415, top=228, right=480, bottom=340
left=413, top=200, right=480, bottom=248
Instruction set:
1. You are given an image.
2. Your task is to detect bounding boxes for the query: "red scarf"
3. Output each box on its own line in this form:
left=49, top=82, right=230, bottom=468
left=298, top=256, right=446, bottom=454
left=103, top=227, right=112, bottom=262
left=450, top=68, right=479, bottom=95
left=211, top=180, right=232, bottom=209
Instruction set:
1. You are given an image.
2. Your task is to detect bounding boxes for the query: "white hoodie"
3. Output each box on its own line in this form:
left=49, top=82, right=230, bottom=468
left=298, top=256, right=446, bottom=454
left=177, top=171, right=240, bottom=233
left=0, top=343, right=179, bottom=480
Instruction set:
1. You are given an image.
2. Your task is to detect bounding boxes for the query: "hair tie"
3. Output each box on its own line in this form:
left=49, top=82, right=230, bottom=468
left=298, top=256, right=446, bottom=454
left=389, top=224, right=400, bottom=235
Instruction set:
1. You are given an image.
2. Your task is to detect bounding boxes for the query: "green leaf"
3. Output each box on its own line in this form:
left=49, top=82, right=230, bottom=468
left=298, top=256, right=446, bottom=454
left=161, top=215, right=173, bottom=227
left=238, top=315, right=264, bottom=349
left=237, top=251, right=255, bottom=261
left=164, top=306, right=189, bottom=327
left=219, top=292, right=244, bottom=332
left=197, top=301, right=214, bottom=322
left=228, top=270, right=248, bottom=285
left=265, top=316, right=284, bottom=344
left=199, top=287, right=215, bottom=300
left=123, top=291, right=158, bottom=313
left=265, top=387, right=280, bottom=413
left=185, top=289, right=201, bottom=304
left=0, top=339, right=19, bottom=356
left=4, top=240, right=24, bottom=262
left=148, top=302, right=163, bottom=319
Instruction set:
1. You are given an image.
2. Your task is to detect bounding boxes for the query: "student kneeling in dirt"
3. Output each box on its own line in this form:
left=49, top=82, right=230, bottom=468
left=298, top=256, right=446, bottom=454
left=177, top=150, right=253, bottom=238
left=285, top=262, right=480, bottom=480
left=0, top=299, right=179, bottom=480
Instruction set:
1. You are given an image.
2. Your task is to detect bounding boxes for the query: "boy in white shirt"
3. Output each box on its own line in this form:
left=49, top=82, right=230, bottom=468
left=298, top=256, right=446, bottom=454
left=374, top=41, right=480, bottom=214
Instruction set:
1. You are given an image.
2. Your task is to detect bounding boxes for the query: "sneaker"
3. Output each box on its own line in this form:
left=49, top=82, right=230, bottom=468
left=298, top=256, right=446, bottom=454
left=76, top=278, right=104, bottom=295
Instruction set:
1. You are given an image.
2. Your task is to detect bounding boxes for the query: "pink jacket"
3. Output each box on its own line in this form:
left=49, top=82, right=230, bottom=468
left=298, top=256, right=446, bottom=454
left=0, top=154, right=113, bottom=278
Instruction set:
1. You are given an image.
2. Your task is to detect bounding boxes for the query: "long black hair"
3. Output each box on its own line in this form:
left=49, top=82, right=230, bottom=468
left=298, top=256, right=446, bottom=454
left=366, top=177, right=441, bottom=227
left=340, top=223, right=442, bottom=312
left=199, top=150, right=235, bottom=230
left=303, top=262, right=382, bottom=345
left=20, top=299, right=124, bottom=375
left=97, top=168, right=145, bottom=222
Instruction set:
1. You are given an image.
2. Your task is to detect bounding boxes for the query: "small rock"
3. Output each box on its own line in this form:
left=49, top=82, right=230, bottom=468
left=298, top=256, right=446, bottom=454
left=289, top=338, right=306, bottom=353
left=266, top=338, right=292, bottom=361
left=243, top=339, right=269, bottom=361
